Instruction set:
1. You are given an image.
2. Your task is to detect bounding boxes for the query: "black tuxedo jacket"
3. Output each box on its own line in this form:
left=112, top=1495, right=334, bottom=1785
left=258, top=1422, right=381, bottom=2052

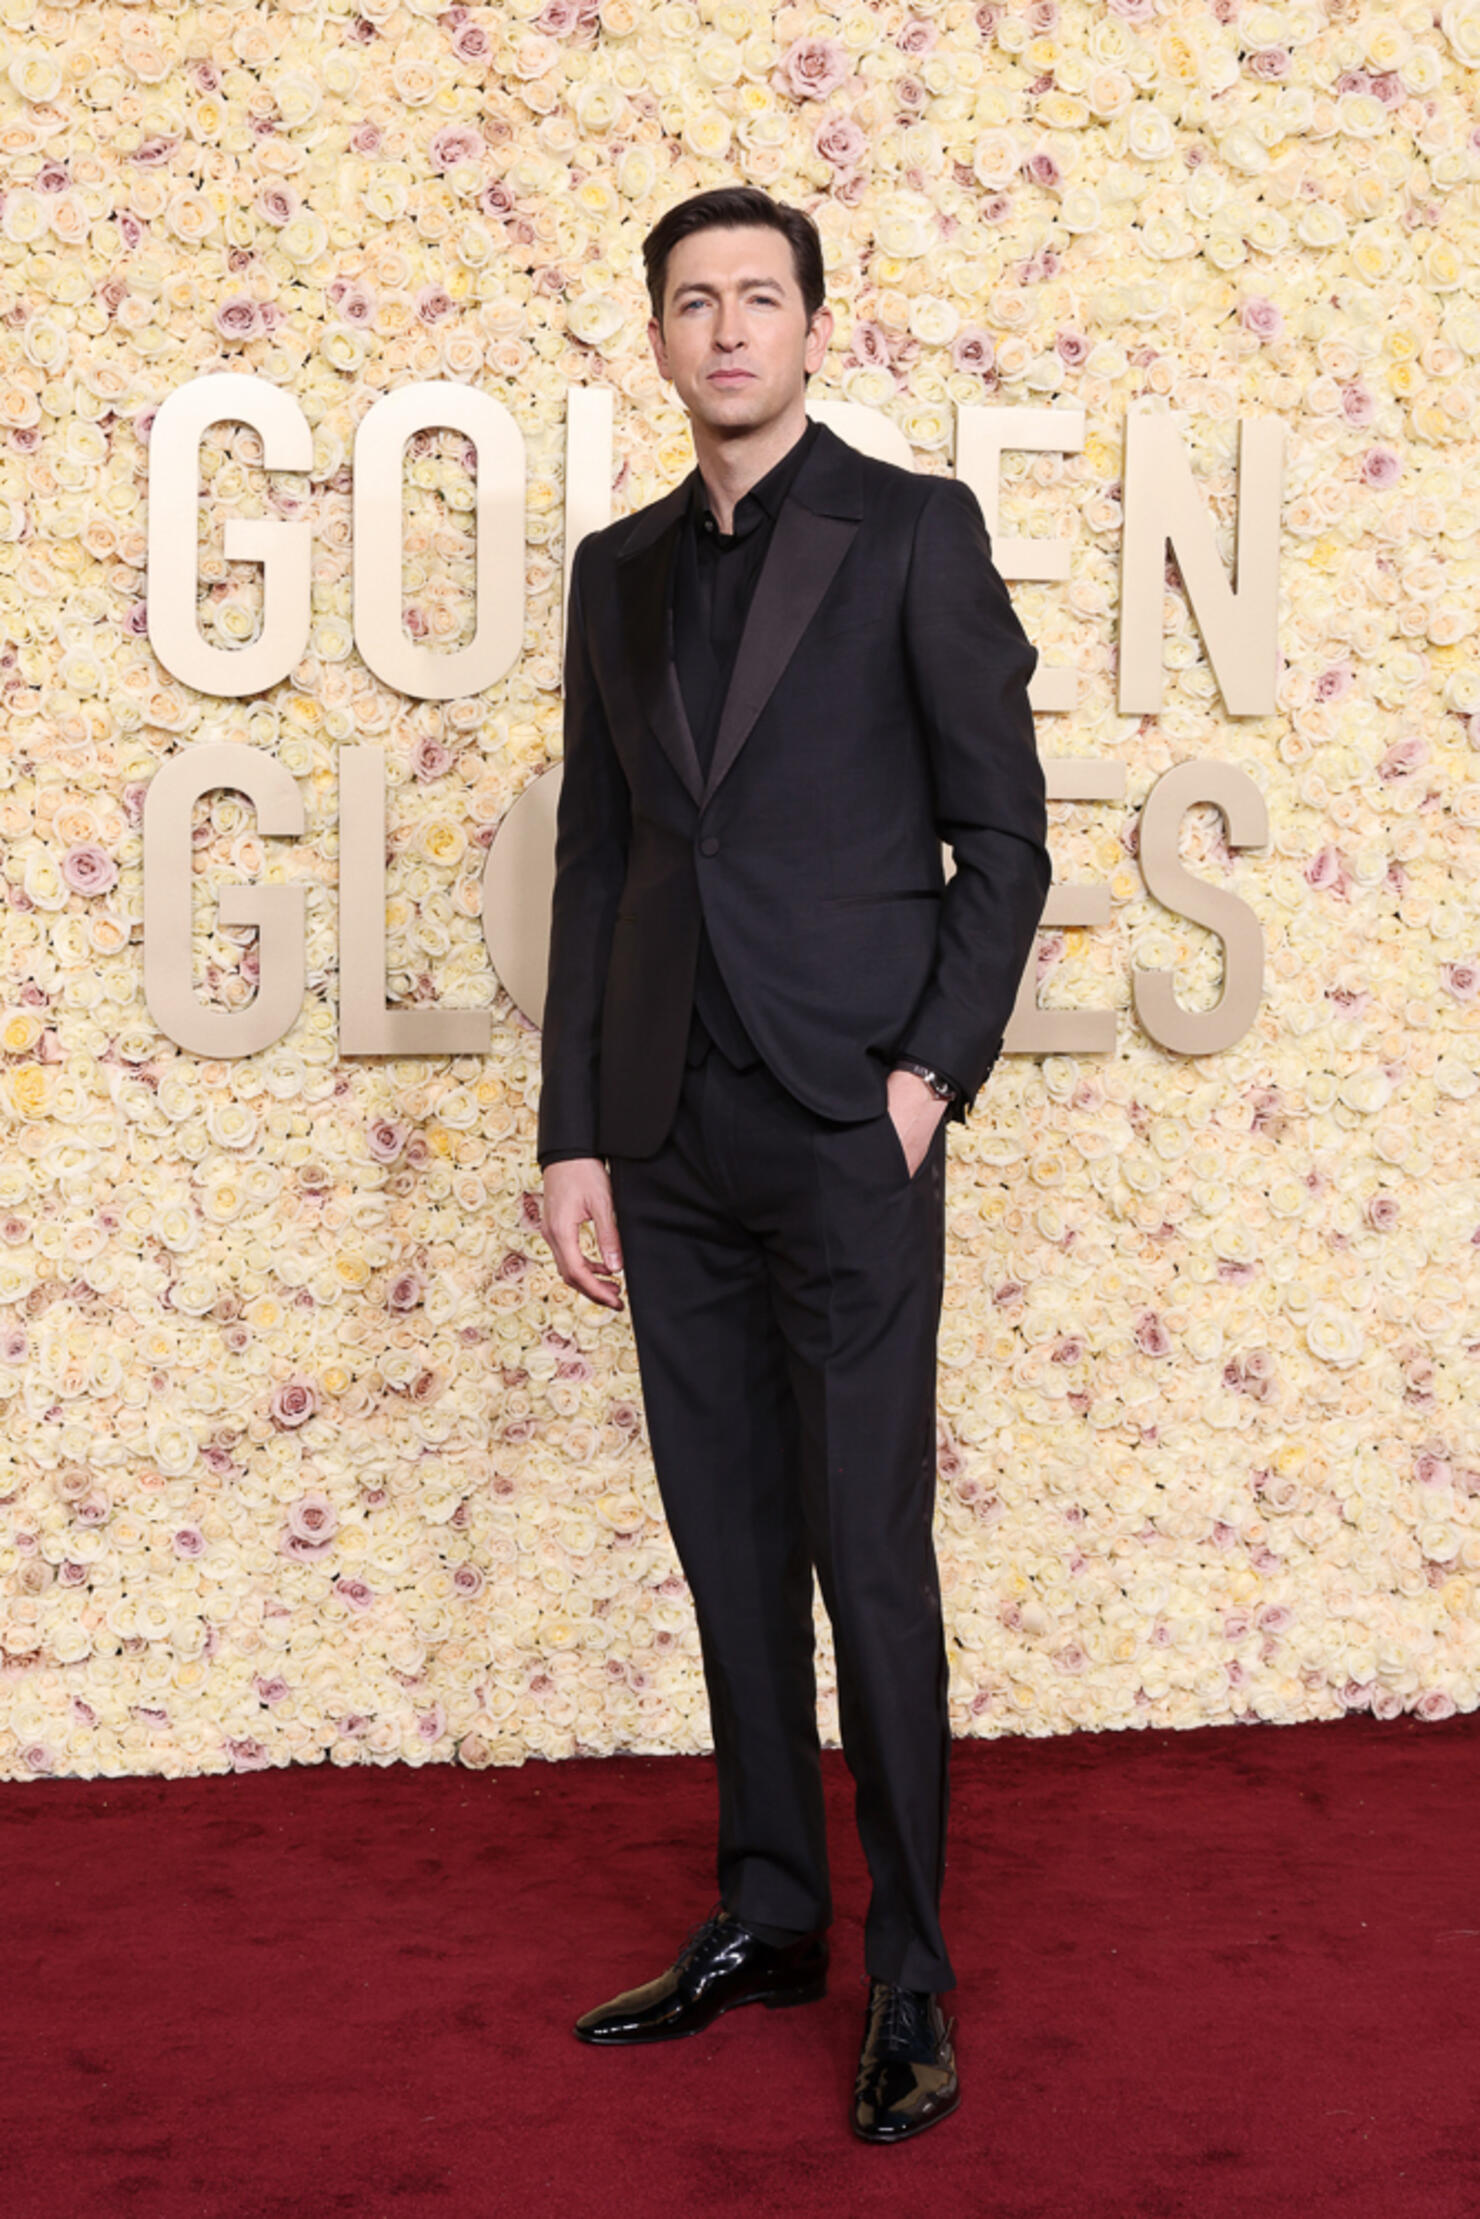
left=537, top=417, right=1052, bottom=1164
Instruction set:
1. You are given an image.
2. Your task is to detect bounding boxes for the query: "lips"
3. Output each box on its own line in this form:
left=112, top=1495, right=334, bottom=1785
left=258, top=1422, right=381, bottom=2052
left=711, top=371, right=752, bottom=383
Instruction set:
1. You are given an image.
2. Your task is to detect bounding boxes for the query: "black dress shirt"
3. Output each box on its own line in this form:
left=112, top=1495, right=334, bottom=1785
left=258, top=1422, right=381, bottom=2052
left=541, top=418, right=964, bottom=1164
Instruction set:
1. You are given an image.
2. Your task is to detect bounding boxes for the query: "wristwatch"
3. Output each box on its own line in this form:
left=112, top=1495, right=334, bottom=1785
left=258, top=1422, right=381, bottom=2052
left=892, top=1058, right=959, bottom=1104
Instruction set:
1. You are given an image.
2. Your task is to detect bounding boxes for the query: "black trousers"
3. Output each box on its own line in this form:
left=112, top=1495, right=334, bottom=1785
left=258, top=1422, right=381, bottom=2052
left=607, top=1020, right=956, bottom=1993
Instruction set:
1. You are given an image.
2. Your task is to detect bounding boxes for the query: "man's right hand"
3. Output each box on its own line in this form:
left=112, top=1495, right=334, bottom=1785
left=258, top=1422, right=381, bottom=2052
left=540, top=1158, right=624, bottom=1311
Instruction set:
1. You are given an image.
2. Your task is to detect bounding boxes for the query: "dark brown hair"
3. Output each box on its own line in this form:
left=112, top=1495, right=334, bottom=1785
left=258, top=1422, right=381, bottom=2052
left=641, top=187, right=827, bottom=373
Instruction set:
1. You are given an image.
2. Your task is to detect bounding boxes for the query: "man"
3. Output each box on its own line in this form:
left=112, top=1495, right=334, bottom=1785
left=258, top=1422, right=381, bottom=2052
left=538, top=184, right=1050, bottom=2144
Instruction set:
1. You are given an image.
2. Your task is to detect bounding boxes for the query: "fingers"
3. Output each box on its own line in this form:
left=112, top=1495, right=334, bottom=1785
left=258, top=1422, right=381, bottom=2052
left=541, top=1161, right=625, bottom=1311
left=590, top=1185, right=623, bottom=1277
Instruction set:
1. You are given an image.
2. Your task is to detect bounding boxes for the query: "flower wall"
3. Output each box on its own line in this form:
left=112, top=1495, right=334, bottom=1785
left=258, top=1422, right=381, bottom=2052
left=1, top=0, right=1479, bottom=1781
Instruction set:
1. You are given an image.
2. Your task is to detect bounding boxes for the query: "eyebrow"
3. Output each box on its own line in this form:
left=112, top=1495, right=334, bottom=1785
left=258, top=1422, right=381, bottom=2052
left=671, top=277, right=785, bottom=300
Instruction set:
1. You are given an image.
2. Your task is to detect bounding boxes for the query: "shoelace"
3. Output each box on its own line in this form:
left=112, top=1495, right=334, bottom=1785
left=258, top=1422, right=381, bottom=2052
left=871, top=1980, right=934, bottom=2056
left=676, top=1902, right=733, bottom=1967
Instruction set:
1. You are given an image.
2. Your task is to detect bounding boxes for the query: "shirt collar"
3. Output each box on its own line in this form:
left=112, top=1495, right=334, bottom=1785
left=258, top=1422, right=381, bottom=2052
left=690, top=415, right=822, bottom=539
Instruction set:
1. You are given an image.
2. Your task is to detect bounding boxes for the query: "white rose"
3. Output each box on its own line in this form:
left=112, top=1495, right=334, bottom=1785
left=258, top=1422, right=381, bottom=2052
left=1305, top=1309, right=1366, bottom=1368
left=9, top=51, right=63, bottom=102
left=908, top=296, right=959, bottom=346
left=1440, top=1, right=1480, bottom=68
left=1125, top=104, right=1175, bottom=162
left=566, top=291, right=628, bottom=349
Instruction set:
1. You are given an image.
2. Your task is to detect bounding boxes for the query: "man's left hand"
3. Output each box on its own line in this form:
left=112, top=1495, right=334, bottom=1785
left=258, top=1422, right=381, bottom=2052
left=886, top=1066, right=950, bottom=1178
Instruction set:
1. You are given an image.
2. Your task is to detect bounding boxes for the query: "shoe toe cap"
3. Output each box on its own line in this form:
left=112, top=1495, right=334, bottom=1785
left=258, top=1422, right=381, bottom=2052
left=853, top=2058, right=959, bottom=2140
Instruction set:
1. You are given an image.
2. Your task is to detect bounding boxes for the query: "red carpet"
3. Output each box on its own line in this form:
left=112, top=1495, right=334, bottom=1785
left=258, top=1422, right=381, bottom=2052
left=4, top=1710, right=1478, bottom=2219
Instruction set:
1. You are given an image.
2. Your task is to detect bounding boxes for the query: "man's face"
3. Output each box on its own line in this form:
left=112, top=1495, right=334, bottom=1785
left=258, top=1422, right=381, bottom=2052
left=649, top=223, right=832, bottom=433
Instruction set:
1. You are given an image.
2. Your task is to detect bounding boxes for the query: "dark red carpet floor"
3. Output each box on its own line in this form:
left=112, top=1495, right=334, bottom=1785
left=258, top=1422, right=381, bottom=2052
left=3, top=1709, right=1479, bottom=2219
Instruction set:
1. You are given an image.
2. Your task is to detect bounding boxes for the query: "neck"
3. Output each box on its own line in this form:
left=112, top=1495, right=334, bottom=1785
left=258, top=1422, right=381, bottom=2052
left=691, top=402, right=810, bottom=534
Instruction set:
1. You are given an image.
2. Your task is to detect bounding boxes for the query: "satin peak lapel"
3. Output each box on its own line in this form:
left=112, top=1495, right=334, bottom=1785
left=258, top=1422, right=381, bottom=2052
left=610, top=422, right=864, bottom=812
left=613, top=485, right=705, bottom=808
left=702, top=497, right=858, bottom=806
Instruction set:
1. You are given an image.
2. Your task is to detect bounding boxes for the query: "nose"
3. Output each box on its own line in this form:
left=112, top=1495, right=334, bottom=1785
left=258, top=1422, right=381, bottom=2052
left=714, top=298, right=746, bottom=351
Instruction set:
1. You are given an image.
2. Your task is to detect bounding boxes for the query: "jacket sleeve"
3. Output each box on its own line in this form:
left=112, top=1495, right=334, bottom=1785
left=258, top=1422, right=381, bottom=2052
left=892, top=475, right=1052, bottom=1123
left=536, top=534, right=631, bottom=1166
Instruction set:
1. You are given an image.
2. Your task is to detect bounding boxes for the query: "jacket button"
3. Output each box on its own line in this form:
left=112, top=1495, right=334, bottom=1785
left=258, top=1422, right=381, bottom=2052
left=699, top=836, right=720, bottom=856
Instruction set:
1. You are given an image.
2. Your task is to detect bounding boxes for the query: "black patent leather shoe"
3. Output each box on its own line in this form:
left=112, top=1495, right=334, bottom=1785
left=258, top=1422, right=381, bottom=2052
left=574, top=1903, right=828, bottom=2045
left=852, top=1979, right=960, bottom=2143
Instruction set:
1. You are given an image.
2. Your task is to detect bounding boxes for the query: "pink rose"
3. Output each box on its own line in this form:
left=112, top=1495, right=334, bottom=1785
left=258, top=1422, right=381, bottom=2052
left=286, top=1490, right=337, bottom=1543
left=172, top=1525, right=206, bottom=1559
left=215, top=297, right=265, bottom=341
left=387, top=1270, right=423, bottom=1312
left=411, top=733, right=454, bottom=780
left=814, top=113, right=867, bottom=168
left=1441, top=961, right=1479, bottom=1003
left=1133, top=1310, right=1172, bottom=1359
left=1304, top=843, right=1351, bottom=895
left=951, top=326, right=997, bottom=376
left=367, top=1118, right=410, bottom=1164
left=851, top=320, right=892, bottom=368
left=60, top=844, right=118, bottom=896
left=1361, top=448, right=1400, bottom=489
left=1378, top=734, right=1427, bottom=780
left=1021, top=149, right=1063, bottom=191
left=416, top=285, right=454, bottom=325
left=334, top=284, right=377, bottom=327
left=450, top=21, right=492, bottom=63
left=429, top=123, right=485, bottom=171
left=452, top=1563, right=485, bottom=1597
left=897, top=16, right=939, bottom=53
left=1240, top=296, right=1284, bottom=342
left=337, top=1579, right=375, bottom=1612
left=255, top=184, right=299, bottom=226
left=776, top=35, right=849, bottom=102
left=269, top=1378, right=319, bottom=1429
